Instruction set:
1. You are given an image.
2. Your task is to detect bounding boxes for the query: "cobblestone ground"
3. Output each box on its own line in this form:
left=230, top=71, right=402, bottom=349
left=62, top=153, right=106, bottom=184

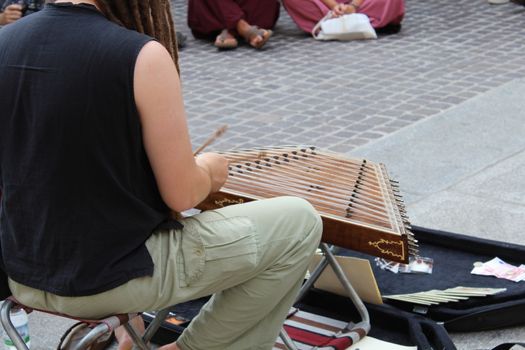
left=171, top=0, right=525, bottom=154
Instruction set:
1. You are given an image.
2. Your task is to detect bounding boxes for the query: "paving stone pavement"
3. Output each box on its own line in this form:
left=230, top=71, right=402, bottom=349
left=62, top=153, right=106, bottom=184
left=4, top=0, right=525, bottom=349
left=171, top=0, right=525, bottom=154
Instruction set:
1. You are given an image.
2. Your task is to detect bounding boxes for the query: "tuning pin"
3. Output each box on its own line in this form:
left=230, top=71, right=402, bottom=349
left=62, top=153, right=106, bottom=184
left=407, top=235, right=418, bottom=242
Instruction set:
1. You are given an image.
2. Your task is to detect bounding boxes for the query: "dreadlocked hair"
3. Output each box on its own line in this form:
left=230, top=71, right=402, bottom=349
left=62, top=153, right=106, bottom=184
left=96, top=0, right=180, bottom=73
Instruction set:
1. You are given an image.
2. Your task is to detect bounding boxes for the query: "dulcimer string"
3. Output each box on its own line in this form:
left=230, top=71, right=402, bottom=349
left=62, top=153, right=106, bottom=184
left=225, top=169, right=392, bottom=225
left=227, top=152, right=389, bottom=206
left=226, top=169, right=390, bottom=218
left=229, top=156, right=386, bottom=203
left=226, top=151, right=380, bottom=183
left=225, top=149, right=385, bottom=195
left=224, top=181, right=393, bottom=227
left=225, top=147, right=379, bottom=173
left=223, top=150, right=399, bottom=226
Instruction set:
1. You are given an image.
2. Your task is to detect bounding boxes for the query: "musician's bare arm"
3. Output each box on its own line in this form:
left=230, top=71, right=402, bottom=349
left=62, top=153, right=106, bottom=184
left=134, top=41, right=228, bottom=212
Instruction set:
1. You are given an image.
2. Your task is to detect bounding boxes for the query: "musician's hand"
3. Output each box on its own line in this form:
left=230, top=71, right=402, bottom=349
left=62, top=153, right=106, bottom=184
left=196, top=153, right=229, bottom=193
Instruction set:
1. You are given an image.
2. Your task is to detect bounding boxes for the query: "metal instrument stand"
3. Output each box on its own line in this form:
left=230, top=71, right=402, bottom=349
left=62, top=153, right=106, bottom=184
left=279, top=242, right=371, bottom=350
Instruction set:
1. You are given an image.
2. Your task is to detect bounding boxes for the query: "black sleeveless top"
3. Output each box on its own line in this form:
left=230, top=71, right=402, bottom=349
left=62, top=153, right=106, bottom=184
left=0, top=3, right=177, bottom=296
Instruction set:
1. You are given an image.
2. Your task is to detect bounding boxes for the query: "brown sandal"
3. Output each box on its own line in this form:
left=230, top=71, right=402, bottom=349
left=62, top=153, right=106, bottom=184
left=214, top=29, right=238, bottom=50
left=244, top=26, right=272, bottom=49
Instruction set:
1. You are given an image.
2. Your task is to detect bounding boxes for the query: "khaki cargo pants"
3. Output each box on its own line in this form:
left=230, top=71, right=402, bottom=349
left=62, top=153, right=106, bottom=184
left=10, top=196, right=323, bottom=350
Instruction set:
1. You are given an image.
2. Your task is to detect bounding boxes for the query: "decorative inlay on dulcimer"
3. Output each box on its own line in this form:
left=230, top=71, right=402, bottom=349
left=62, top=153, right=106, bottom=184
left=197, top=146, right=418, bottom=263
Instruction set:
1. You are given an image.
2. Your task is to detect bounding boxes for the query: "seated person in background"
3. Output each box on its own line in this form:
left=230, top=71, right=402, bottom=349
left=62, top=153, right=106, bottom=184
left=187, top=0, right=279, bottom=49
left=282, top=0, right=405, bottom=35
left=0, top=0, right=46, bottom=25
left=0, top=0, right=323, bottom=349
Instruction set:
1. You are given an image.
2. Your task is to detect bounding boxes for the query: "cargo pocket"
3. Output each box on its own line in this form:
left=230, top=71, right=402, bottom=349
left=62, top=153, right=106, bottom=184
left=179, top=214, right=258, bottom=287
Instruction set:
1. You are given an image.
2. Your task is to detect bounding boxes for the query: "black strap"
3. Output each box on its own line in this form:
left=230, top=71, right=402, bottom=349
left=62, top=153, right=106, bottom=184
left=490, top=343, right=525, bottom=350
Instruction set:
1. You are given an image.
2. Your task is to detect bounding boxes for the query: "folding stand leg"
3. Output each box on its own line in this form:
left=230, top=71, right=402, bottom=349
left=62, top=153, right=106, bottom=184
left=125, top=307, right=171, bottom=350
left=142, top=307, right=171, bottom=344
left=278, top=243, right=371, bottom=349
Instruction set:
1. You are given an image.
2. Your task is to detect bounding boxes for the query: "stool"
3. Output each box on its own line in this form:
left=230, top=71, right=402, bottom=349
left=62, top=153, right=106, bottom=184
left=1, top=243, right=371, bottom=349
left=0, top=296, right=170, bottom=350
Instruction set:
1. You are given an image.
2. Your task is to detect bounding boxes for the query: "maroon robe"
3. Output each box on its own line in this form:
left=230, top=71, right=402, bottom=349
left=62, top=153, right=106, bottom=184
left=188, top=0, right=280, bottom=38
